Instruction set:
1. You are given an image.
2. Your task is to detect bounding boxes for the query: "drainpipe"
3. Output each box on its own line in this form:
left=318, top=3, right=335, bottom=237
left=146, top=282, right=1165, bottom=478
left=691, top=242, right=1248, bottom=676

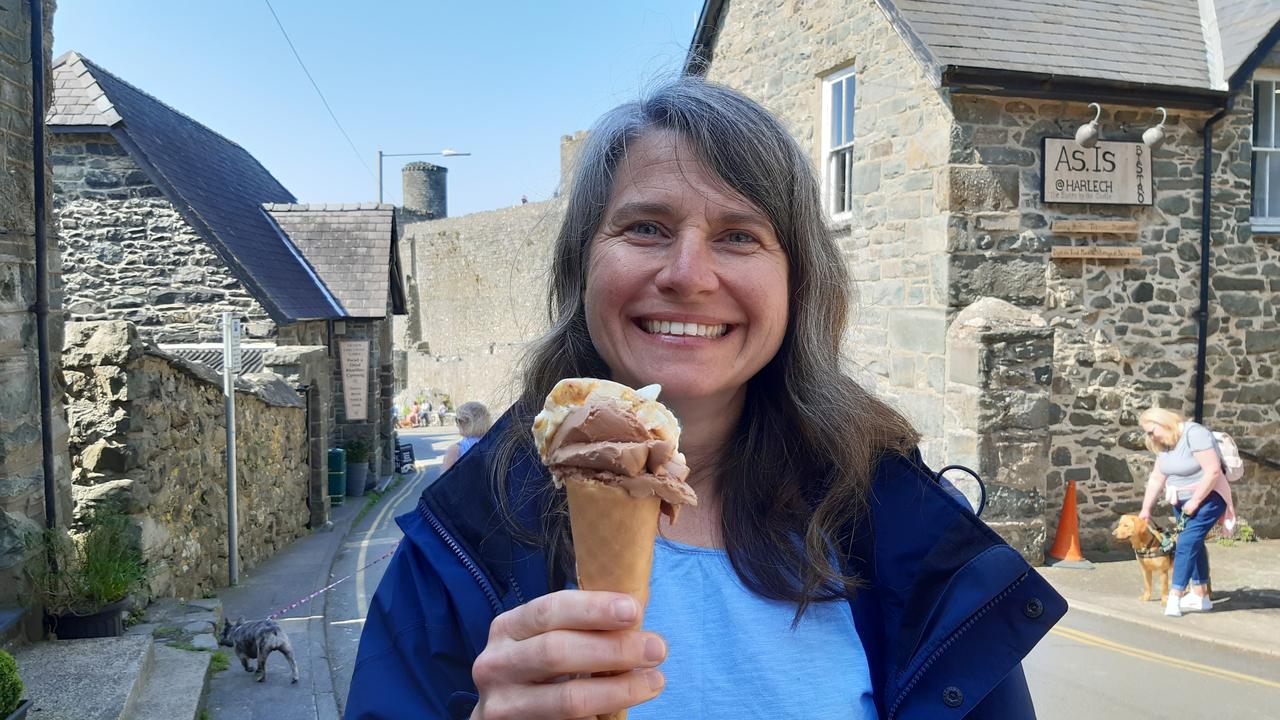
left=28, top=0, right=57, bottom=533
left=1193, top=98, right=1233, bottom=424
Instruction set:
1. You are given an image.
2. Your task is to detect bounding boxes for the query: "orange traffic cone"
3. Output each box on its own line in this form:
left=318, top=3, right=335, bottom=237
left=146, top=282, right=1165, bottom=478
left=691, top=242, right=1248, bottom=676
left=1047, top=479, right=1094, bottom=568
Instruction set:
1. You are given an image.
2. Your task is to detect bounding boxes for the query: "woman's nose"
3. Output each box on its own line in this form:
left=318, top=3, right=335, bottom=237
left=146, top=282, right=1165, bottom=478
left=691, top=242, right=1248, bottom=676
left=654, top=232, right=719, bottom=297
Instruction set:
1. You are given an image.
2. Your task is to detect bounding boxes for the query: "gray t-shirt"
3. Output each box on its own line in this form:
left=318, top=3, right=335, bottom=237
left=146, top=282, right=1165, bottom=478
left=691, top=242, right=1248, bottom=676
left=1158, top=422, right=1218, bottom=501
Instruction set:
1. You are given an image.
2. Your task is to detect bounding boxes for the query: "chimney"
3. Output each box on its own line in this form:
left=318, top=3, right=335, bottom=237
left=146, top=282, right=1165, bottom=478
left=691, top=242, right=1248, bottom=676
left=402, top=162, right=447, bottom=218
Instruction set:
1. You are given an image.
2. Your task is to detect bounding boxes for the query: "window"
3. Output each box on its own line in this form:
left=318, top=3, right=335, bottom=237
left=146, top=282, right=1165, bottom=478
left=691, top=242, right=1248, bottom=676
left=1252, top=76, right=1280, bottom=229
left=822, top=65, right=856, bottom=217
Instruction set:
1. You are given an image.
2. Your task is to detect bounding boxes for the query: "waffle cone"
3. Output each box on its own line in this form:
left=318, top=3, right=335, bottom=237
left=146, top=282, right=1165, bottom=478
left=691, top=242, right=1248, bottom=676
left=563, top=476, right=662, bottom=720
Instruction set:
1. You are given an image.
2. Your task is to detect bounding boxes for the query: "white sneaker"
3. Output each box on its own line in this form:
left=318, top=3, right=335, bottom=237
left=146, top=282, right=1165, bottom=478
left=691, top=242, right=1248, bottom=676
left=1164, top=597, right=1183, bottom=617
left=1179, top=593, right=1212, bottom=612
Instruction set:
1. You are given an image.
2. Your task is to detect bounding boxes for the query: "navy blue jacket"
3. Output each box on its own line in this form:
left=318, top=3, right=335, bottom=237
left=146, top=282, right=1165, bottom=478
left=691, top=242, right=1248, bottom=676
left=347, top=414, right=1066, bottom=719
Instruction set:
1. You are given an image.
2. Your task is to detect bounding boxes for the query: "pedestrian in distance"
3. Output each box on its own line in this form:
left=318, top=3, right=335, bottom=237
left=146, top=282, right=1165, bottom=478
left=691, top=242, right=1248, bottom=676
left=1137, top=408, right=1235, bottom=617
left=409, top=400, right=421, bottom=429
left=441, top=402, right=493, bottom=473
left=436, top=401, right=449, bottom=427
left=346, top=77, right=1065, bottom=720
left=421, top=400, right=433, bottom=428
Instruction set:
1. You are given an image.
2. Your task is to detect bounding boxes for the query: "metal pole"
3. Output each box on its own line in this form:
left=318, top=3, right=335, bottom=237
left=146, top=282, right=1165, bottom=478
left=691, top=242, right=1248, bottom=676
left=29, top=0, right=57, bottom=538
left=223, top=314, right=240, bottom=586
left=377, top=149, right=383, bottom=204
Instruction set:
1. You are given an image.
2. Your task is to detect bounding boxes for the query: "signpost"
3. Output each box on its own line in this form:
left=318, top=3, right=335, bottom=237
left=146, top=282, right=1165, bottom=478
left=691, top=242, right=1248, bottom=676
left=222, top=313, right=241, bottom=586
left=1042, top=138, right=1153, bottom=205
left=1050, top=220, right=1140, bottom=234
left=340, top=340, right=371, bottom=421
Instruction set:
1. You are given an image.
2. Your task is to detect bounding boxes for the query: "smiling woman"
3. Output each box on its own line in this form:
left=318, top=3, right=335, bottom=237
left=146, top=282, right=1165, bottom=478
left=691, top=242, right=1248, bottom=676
left=346, top=78, right=1065, bottom=720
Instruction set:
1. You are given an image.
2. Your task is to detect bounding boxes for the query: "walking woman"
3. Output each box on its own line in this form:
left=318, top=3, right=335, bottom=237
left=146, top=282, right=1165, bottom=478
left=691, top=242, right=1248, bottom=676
left=1137, top=408, right=1234, bottom=617
left=347, top=78, right=1064, bottom=719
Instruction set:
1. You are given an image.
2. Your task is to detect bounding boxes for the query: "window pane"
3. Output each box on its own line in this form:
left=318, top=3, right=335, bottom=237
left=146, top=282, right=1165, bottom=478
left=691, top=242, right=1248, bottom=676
left=832, top=151, right=848, bottom=214
left=1270, top=151, right=1280, bottom=217
left=843, top=77, right=856, bottom=145
left=1261, top=81, right=1278, bottom=149
left=830, top=81, right=843, bottom=148
left=1254, top=152, right=1266, bottom=217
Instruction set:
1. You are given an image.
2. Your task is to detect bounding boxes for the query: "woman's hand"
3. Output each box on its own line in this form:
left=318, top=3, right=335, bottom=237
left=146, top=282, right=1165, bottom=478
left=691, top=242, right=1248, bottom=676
left=1183, top=499, right=1200, bottom=517
left=1138, top=508, right=1152, bottom=522
left=471, top=590, right=667, bottom=720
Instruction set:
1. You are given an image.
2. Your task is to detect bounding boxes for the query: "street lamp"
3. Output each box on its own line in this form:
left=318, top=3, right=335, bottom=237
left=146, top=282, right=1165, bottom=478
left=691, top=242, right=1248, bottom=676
left=377, top=149, right=471, bottom=203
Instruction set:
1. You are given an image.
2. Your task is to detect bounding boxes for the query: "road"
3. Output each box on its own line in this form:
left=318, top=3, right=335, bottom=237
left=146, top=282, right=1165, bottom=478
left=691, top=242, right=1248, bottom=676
left=322, top=427, right=1280, bottom=718
left=326, top=427, right=456, bottom=717
left=1026, top=607, right=1280, bottom=717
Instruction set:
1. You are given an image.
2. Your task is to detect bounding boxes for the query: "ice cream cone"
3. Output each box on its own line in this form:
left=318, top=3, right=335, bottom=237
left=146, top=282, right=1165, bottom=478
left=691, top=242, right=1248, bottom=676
left=564, top=477, right=662, bottom=720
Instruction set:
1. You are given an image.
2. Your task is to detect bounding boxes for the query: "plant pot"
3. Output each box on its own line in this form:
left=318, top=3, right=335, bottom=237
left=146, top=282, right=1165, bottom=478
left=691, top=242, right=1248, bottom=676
left=47, top=598, right=128, bottom=639
left=4, top=699, right=31, bottom=720
left=346, top=462, right=369, bottom=497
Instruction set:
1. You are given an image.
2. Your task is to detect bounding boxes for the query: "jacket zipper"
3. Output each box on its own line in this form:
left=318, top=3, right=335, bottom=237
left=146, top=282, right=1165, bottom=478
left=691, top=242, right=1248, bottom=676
left=886, top=574, right=1027, bottom=719
left=421, top=502, right=504, bottom=615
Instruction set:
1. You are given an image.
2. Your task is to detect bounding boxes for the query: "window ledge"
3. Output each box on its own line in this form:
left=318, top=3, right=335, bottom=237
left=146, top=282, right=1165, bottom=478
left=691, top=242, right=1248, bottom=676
left=1250, top=219, right=1280, bottom=236
left=828, top=214, right=855, bottom=233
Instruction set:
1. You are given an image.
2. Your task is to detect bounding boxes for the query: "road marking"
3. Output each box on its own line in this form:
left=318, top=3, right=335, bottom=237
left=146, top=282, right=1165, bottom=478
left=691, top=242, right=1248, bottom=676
left=329, top=618, right=366, bottom=626
left=353, top=467, right=430, bottom=617
left=1051, top=625, right=1280, bottom=689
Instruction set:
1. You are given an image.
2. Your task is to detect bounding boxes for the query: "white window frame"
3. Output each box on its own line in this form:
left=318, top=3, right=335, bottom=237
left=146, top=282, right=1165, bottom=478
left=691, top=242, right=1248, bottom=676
left=821, top=65, right=857, bottom=219
left=1251, top=70, right=1280, bottom=233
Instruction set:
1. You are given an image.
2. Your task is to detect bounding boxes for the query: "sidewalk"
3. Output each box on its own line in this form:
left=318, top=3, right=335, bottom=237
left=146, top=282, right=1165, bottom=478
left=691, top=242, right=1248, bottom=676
left=202, top=496, right=364, bottom=720
left=1040, top=538, right=1280, bottom=658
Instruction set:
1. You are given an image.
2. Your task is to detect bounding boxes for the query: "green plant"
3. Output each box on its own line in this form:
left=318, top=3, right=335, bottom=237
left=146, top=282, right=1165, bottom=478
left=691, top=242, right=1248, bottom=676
left=23, top=505, right=147, bottom=616
left=345, top=438, right=371, bottom=463
left=197, top=708, right=211, bottom=720
left=353, top=475, right=404, bottom=526
left=0, top=649, right=22, bottom=718
left=210, top=651, right=230, bottom=673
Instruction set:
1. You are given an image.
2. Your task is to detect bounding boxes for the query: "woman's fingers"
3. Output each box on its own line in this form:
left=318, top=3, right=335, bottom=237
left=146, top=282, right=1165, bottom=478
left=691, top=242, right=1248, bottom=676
left=480, top=669, right=665, bottom=720
left=491, top=590, right=640, bottom=642
left=493, top=629, right=666, bottom=682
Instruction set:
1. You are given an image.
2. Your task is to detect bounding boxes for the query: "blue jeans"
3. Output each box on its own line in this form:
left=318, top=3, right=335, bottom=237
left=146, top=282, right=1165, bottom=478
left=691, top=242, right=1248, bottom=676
left=1171, top=491, right=1227, bottom=592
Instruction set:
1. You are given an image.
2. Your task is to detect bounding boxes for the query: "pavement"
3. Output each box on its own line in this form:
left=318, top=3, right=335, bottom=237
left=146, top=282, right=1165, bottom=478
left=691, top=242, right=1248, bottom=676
left=1040, top=537, right=1280, bottom=658
left=202, top=427, right=453, bottom=720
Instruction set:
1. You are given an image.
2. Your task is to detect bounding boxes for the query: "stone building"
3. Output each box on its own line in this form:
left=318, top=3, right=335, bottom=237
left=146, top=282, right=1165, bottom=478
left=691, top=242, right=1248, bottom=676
left=47, top=51, right=406, bottom=508
left=685, top=0, right=1280, bottom=556
left=0, top=0, right=66, bottom=620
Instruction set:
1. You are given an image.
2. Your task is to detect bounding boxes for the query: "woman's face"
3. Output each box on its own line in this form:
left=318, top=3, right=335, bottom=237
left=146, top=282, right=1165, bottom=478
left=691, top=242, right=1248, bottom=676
left=584, top=130, right=790, bottom=408
left=1141, top=422, right=1176, bottom=450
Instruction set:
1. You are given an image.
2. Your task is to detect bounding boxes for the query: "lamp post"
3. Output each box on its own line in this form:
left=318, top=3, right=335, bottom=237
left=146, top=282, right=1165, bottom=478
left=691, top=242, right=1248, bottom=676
left=377, top=149, right=471, bottom=203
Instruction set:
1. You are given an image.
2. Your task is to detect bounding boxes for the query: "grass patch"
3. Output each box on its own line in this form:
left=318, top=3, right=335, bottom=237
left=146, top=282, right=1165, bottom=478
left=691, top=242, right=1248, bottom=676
left=152, top=625, right=183, bottom=639
left=1215, top=520, right=1258, bottom=546
left=169, top=640, right=205, bottom=652
left=197, top=708, right=210, bottom=720
left=353, top=476, right=406, bottom=527
left=210, top=651, right=230, bottom=673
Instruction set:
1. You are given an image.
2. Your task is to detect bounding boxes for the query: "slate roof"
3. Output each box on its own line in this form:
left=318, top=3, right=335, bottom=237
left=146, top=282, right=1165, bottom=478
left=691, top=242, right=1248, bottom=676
left=263, top=204, right=407, bottom=319
left=47, top=52, right=345, bottom=322
left=686, top=0, right=1280, bottom=103
left=160, top=345, right=269, bottom=376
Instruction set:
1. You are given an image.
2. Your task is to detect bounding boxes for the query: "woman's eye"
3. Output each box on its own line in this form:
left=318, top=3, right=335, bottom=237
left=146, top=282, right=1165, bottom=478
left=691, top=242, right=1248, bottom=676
left=631, top=221, right=661, bottom=236
left=725, top=231, right=756, bottom=245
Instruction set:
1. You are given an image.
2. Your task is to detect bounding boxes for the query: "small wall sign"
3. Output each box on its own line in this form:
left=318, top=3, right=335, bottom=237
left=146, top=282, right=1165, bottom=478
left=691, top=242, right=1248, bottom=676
left=339, top=339, right=370, bottom=421
left=1042, top=138, right=1153, bottom=206
left=1050, top=220, right=1140, bottom=234
left=1050, top=246, right=1142, bottom=260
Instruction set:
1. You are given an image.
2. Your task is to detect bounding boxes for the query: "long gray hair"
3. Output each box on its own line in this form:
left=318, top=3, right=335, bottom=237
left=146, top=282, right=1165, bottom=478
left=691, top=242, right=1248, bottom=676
left=493, top=77, right=918, bottom=617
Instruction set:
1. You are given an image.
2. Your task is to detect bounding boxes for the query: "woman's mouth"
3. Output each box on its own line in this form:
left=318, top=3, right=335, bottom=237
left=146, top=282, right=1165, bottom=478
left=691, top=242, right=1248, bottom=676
left=638, top=319, right=729, bottom=338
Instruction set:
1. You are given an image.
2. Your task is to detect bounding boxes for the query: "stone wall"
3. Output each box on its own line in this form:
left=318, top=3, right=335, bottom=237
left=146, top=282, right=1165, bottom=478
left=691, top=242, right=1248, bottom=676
left=0, top=0, right=67, bottom=606
left=397, top=198, right=565, bottom=411
left=701, top=0, right=954, bottom=462
left=52, top=132, right=276, bottom=343
left=263, top=344, right=331, bottom=530
left=949, top=90, right=1280, bottom=547
left=62, top=321, right=309, bottom=600
left=333, top=318, right=394, bottom=482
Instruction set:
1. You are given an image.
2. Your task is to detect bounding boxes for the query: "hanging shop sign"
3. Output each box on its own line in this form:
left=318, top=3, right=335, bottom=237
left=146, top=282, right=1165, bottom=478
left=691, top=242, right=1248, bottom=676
left=1050, top=220, right=1140, bottom=234
left=339, top=339, right=370, bottom=421
left=1042, top=138, right=1153, bottom=206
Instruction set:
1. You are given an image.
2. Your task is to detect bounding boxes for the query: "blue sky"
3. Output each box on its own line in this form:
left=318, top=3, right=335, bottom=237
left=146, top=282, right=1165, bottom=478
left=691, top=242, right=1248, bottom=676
left=53, top=1, right=703, bottom=217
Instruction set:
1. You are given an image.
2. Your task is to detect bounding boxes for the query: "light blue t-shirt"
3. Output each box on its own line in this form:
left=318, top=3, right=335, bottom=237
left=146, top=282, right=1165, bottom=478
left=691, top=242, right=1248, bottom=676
left=628, top=535, right=876, bottom=719
left=1158, top=422, right=1218, bottom=501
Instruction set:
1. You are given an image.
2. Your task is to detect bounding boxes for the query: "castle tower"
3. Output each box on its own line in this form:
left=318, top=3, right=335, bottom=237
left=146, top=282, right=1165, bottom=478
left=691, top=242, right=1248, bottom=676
left=402, top=162, right=447, bottom=218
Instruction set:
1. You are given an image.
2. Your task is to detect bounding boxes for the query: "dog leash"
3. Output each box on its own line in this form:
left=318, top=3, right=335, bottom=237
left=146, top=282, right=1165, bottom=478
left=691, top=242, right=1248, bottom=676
left=265, top=542, right=401, bottom=620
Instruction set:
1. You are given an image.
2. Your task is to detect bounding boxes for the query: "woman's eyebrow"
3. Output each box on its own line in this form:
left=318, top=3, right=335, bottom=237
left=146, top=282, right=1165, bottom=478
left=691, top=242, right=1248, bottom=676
left=607, top=201, right=676, bottom=221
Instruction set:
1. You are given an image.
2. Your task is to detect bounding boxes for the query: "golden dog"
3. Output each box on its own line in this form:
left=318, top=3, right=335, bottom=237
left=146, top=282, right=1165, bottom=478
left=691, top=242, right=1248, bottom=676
left=1113, top=515, right=1173, bottom=602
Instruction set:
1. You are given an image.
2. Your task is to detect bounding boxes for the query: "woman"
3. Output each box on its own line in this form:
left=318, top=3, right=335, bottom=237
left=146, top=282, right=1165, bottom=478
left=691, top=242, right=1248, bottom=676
left=1137, top=408, right=1234, bottom=617
left=441, top=402, right=492, bottom=472
left=347, top=79, right=1063, bottom=719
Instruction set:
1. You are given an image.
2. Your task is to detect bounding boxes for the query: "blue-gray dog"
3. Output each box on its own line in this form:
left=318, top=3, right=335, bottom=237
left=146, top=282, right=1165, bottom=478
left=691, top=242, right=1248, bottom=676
left=218, top=617, right=299, bottom=683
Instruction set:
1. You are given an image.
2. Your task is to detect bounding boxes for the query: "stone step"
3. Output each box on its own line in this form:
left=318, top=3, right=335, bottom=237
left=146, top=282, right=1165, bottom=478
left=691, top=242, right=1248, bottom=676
left=13, top=634, right=154, bottom=720
left=129, top=644, right=212, bottom=720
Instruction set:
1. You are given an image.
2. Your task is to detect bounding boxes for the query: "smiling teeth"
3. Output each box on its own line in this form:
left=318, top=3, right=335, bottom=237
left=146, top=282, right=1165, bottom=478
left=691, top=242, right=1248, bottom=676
left=642, top=320, right=728, bottom=337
